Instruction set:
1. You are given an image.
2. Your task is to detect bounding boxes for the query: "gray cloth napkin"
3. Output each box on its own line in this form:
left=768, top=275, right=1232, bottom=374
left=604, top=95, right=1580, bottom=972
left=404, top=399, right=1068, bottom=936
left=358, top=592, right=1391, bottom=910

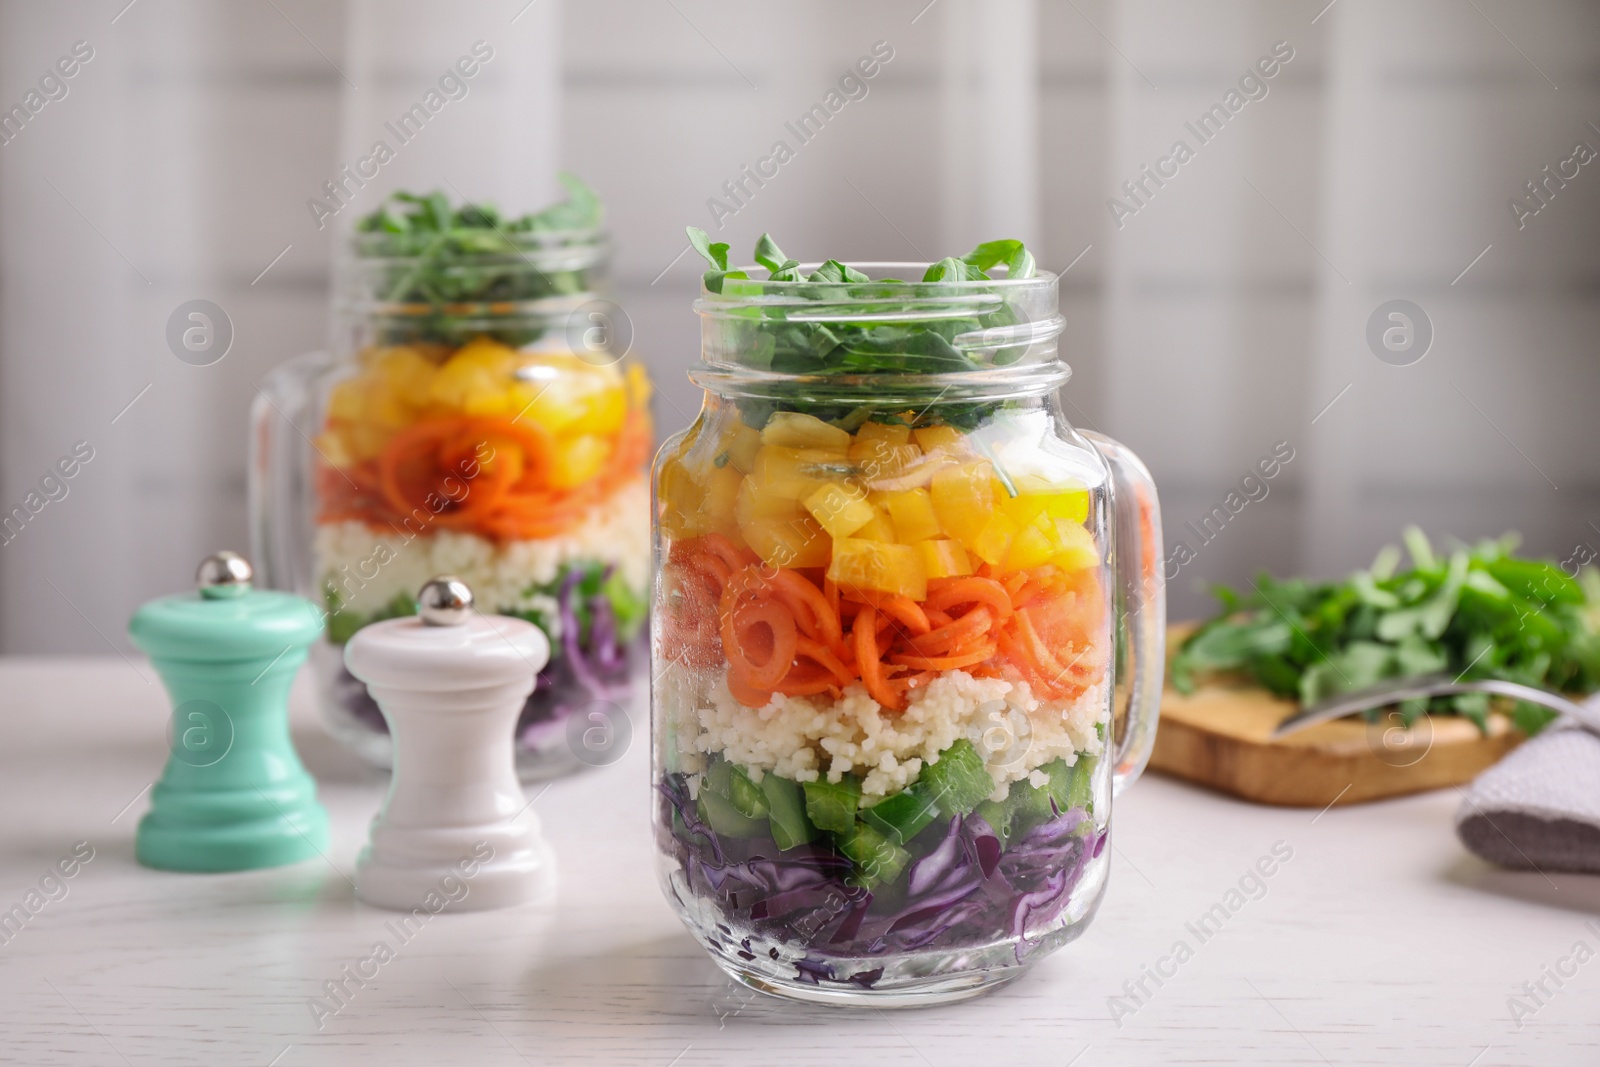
left=1456, top=710, right=1600, bottom=874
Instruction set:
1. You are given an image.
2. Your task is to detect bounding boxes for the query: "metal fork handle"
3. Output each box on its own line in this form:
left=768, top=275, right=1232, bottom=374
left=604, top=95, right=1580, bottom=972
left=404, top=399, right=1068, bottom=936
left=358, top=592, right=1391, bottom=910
left=1271, top=674, right=1600, bottom=739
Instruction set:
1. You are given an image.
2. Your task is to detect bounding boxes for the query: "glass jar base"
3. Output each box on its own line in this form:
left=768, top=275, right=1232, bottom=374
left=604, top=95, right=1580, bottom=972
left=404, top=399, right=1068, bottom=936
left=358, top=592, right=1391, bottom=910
left=718, top=959, right=1024, bottom=1008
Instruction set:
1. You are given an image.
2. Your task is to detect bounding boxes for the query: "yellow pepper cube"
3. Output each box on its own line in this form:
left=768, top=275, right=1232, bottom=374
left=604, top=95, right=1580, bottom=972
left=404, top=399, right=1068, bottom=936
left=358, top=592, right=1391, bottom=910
left=828, top=538, right=928, bottom=601
left=723, top=423, right=763, bottom=474
left=577, top=383, right=628, bottom=436
left=760, top=412, right=851, bottom=453
left=326, top=379, right=367, bottom=422
left=931, top=461, right=996, bottom=547
left=658, top=457, right=708, bottom=538
left=884, top=488, right=941, bottom=543
left=372, top=347, right=438, bottom=408
left=744, top=517, right=831, bottom=569
left=703, top=465, right=743, bottom=524
left=626, top=363, right=653, bottom=409
left=751, top=446, right=844, bottom=500
left=548, top=434, right=613, bottom=490
left=970, top=512, right=1019, bottom=567
left=919, top=539, right=974, bottom=579
left=314, top=430, right=353, bottom=471
left=461, top=388, right=515, bottom=418
left=854, top=421, right=913, bottom=446
left=1004, top=518, right=1057, bottom=573
left=803, top=482, right=875, bottom=539
left=1053, top=521, right=1101, bottom=571
left=850, top=440, right=921, bottom=483
left=736, top=476, right=803, bottom=528
left=912, top=424, right=966, bottom=454
left=853, top=508, right=897, bottom=542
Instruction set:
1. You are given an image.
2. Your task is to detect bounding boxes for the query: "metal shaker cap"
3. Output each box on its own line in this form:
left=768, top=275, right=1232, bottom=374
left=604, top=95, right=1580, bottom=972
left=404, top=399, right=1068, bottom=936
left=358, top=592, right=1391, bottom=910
left=417, top=576, right=474, bottom=626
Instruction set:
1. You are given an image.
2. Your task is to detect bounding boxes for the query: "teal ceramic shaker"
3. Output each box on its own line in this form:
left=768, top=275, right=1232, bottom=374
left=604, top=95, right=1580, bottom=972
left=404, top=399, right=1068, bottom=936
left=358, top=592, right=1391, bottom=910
left=128, top=551, right=329, bottom=871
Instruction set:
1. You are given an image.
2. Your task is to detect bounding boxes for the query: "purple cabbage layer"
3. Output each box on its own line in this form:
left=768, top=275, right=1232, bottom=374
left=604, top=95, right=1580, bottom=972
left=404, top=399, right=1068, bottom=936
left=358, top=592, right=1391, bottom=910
left=657, top=773, right=1105, bottom=983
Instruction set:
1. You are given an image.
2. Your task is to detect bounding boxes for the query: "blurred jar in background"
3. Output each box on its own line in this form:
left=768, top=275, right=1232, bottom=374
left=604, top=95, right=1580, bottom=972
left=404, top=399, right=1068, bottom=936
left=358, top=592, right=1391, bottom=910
left=251, top=180, right=653, bottom=780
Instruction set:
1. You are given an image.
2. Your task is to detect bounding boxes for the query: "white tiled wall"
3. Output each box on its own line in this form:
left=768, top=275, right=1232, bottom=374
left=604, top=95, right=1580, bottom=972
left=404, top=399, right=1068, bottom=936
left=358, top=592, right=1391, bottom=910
left=1, top=0, right=1595, bottom=651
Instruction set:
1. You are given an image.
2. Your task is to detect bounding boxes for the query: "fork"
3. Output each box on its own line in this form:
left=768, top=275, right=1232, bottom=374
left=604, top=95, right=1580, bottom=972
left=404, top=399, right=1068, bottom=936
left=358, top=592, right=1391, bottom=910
left=1271, top=674, right=1600, bottom=739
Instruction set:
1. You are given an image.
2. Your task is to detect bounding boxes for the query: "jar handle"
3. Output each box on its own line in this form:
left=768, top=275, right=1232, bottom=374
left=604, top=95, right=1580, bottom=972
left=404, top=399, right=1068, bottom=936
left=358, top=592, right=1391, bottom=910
left=249, top=350, right=334, bottom=593
left=1082, top=432, right=1165, bottom=798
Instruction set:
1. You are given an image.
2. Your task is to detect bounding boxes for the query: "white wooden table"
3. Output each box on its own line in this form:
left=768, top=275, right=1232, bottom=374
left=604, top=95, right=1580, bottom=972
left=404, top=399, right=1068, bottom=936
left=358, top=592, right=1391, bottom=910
left=2, top=657, right=1597, bottom=1066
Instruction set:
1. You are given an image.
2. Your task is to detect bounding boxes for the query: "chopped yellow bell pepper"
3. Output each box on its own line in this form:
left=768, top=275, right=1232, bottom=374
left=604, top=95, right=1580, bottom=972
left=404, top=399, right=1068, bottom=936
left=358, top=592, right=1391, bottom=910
left=703, top=465, right=743, bottom=524
left=853, top=508, right=897, bottom=542
left=1002, top=487, right=1091, bottom=527
left=745, top=517, right=831, bottom=569
left=930, top=461, right=996, bottom=546
left=855, top=421, right=912, bottom=446
left=723, top=423, right=763, bottom=474
left=751, top=446, right=844, bottom=500
left=736, top=476, right=803, bottom=526
left=657, top=454, right=707, bottom=537
left=546, top=434, right=611, bottom=490
left=912, top=424, right=966, bottom=454
left=1003, top=515, right=1057, bottom=573
left=327, top=379, right=367, bottom=422
left=760, top=412, right=851, bottom=453
left=1052, top=520, right=1100, bottom=571
left=803, top=482, right=875, bottom=539
left=850, top=440, right=921, bottom=482
left=828, top=538, right=928, bottom=600
left=919, top=539, right=974, bottom=579
left=970, top=512, right=1019, bottom=567
left=372, top=347, right=437, bottom=408
left=883, top=488, right=941, bottom=543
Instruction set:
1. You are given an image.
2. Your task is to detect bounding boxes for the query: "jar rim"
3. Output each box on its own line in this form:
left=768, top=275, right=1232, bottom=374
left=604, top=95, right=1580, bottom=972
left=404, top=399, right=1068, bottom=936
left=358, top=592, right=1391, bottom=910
left=690, top=360, right=1072, bottom=400
left=350, top=225, right=607, bottom=257
left=697, top=261, right=1057, bottom=295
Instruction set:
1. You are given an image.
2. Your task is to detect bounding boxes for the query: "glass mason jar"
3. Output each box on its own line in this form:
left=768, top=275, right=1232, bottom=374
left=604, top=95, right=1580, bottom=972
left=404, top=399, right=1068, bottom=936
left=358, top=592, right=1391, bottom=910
left=251, top=226, right=653, bottom=781
left=650, top=263, right=1164, bottom=1004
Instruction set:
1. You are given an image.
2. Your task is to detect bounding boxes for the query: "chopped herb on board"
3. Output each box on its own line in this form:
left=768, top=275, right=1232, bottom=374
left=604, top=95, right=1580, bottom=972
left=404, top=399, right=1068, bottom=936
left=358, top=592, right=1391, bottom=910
left=1170, top=528, right=1600, bottom=735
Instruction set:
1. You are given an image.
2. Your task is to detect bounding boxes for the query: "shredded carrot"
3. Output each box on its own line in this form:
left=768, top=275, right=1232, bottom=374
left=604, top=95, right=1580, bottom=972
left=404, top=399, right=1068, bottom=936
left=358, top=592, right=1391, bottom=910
left=888, top=643, right=998, bottom=671
left=665, top=533, right=1108, bottom=712
left=925, top=577, right=1014, bottom=620
left=853, top=605, right=904, bottom=711
left=902, top=606, right=993, bottom=657
left=769, top=568, right=843, bottom=648
left=320, top=408, right=651, bottom=542
left=845, top=590, right=931, bottom=637
left=794, top=636, right=854, bottom=686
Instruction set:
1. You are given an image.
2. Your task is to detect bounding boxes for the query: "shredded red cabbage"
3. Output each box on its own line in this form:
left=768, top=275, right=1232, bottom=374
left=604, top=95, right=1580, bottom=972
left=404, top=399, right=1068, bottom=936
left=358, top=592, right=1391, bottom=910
left=658, top=774, right=1103, bottom=982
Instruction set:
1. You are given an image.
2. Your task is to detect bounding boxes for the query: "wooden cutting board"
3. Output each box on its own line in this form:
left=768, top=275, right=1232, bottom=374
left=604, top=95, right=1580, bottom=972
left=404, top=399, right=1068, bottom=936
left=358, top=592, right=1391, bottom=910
left=1148, top=625, right=1524, bottom=807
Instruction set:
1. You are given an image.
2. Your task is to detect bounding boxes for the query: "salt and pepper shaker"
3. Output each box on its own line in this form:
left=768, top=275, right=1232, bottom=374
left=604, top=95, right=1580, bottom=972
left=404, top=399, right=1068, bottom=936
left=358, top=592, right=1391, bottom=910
left=128, top=551, right=329, bottom=872
left=345, top=576, right=555, bottom=911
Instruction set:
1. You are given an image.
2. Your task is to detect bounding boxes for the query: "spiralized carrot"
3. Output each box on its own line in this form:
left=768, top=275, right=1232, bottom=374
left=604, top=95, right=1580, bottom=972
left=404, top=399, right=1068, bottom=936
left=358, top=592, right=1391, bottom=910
left=769, top=568, right=843, bottom=648
left=845, top=590, right=931, bottom=637
left=794, top=636, right=854, bottom=686
left=321, top=408, right=651, bottom=543
left=852, top=605, right=904, bottom=711
left=665, top=535, right=1107, bottom=711
left=721, top=596, right=798, bottom=691
left=925, top=577, right=1014, bottom=620
left=888, top=642, right=998, bottom=671
left=901, top=606, right=993, bottom=657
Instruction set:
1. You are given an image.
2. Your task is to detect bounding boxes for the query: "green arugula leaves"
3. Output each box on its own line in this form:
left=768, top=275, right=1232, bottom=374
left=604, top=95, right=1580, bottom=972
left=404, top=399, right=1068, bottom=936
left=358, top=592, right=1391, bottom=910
left=684, top=228, right=1042, bottom=430
left=353, top=176, right=604, bottom=345
left=1171, top=527, right=1600, bottom=735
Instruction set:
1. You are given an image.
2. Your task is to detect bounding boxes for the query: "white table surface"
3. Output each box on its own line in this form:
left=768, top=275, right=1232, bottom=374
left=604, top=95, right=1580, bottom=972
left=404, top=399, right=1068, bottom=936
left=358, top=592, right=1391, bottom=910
left=2, top=656, right=1597, bottom=1067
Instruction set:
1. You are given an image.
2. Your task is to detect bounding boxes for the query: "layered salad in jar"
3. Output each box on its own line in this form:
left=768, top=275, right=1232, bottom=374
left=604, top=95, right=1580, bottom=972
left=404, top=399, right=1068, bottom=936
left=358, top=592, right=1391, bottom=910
left=653, top=232, right=1111, bottom=990
left=314, top=181, right=652, bottom=765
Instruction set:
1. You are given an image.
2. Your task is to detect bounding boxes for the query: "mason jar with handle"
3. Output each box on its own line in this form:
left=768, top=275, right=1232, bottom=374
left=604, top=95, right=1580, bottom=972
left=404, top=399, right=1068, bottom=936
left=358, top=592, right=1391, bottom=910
left=251, top=184, right=653, bottom=782
left=650, top=251, right=1163, bottom=1004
